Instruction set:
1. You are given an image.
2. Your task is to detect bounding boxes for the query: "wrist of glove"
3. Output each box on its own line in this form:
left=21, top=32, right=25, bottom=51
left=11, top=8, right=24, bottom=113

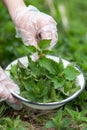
left=0, top=67, right=22, bottom=110
left=13, top=5, right=58, bottom=49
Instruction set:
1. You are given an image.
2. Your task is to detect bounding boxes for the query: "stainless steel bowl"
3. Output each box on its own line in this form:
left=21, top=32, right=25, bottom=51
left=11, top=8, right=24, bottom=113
left=5, top=55, right=85, bottom=110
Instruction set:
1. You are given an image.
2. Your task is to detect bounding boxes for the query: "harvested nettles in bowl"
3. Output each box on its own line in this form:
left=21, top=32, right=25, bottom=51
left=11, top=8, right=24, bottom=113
left=10, top=40, right=80, bottom=103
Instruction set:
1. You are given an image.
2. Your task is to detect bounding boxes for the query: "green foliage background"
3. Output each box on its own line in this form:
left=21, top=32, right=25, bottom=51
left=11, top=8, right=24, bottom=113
left=0, top=0, right=87, bottom=129
left=0, top=0, right=87, bottom=76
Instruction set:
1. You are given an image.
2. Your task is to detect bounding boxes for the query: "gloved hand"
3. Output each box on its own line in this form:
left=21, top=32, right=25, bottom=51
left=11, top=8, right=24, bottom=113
left=0, top=67, right=22, bottom=110
left=13, top=5, right=58, bottom=49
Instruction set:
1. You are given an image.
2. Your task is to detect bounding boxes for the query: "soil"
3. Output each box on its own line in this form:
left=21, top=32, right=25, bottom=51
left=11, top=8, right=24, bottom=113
left=4, top=105, right=57, bottom=130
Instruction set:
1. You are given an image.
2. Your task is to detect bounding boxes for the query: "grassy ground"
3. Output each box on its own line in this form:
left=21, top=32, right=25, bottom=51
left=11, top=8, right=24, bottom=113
left=0, top=0, right=87, bottom=129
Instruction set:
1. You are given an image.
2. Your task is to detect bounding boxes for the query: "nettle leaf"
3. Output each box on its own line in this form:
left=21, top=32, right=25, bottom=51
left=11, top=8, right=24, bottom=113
left=21, top=79, right=33, bottom=91
left=52, top=76, right=65, bottom=89
left=18, top=66, right=27, bottom=79
left=45, top=121, right=55, bottom=129
left=63, top=81, right=74, bottom=96
left=36, top=80, right=48, bottom=97
left=27, top=58, right=45, bottom=77
left=23, top=45, right=36, bottom=54
left=38, top=56, right=61, bottom=75
left=42, top=49, right=53, bottom=55
left=66, top=108, right=80, bottom=121
left=38, top=39, right=51, bottom=50
left=10, top=64, right=18, bottom=80
left=50, top=88, right=58, bottom=102
left=63, top=65, right=80, bottom=81
left=56, top=58, right=64, bottom=73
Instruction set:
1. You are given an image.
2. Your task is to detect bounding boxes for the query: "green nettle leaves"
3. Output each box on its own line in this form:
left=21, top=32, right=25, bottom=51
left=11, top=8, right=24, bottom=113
left=52, top=76, right=65, bottom=89
left=10, top=40, right=80, bottom=103
left=63, top=65, right=80, bottom=81
left=38, top=57, right=59, bottom=75
left=38, top=39, right=51, bottom=50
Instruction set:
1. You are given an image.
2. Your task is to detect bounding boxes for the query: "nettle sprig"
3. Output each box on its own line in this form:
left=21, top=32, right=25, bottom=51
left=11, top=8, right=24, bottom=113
left=10, top=40, right=80, bottom=103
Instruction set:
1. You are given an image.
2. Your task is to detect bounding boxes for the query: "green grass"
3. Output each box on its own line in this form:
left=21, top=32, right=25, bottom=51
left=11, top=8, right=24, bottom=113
left=0, top=0, right=87, bottom=129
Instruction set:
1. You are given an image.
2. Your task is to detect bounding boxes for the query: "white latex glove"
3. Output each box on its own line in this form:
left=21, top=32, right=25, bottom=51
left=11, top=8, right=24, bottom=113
left=13, top=5, right=58, bottom=49
left=0, top=67, right=22, bottom=110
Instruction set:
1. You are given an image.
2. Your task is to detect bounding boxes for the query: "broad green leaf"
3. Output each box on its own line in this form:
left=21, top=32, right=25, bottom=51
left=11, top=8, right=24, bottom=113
left=38, top=56, right=61, bottom=75
left=10, top=64, right=18, bottom=81
left=63, top=65, right=80, bottom=81
left=28, top=59, right=43, bottom=77
left=23, top=45, right=36, bottom=54
left=38, top=39, right=51, bottom=50
left=57, top=58, right=64, bottom=73
left=45, top=121, right=55, bottom=128
left=81, top=117, right=87, bottom=122
left=62, top=118, right=71, bottom=128
left=42, top=49, right=53, bottom=55
left=66, top=108, right=80, bottom=121
left=36, top=80, right=48, bottom=99
left=21, top=80, right=33, bottom=91
left=63, top=81, right=74, bottom=96
left=52, top=76, right=65, bottom=89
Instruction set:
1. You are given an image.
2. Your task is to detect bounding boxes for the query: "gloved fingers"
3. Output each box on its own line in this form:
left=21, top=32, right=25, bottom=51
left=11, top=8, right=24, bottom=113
left=0, top=82, right=21, bottom=104
left=0, top=83, right=13, bottom=102
left=1, top=78, right=20, bottom=94
left=38, top=13, right=57, bottom=27
left=0, top=66, right=20, bottom=94
left=0, top=82, right=22, bottom=110
left=30, top=11, right=58, bottom=49
left=16, top=28, right=38, bottom=48
left=13, top=5, right=58, bottom=49
left=0, top=85, right=7, bottom=102
left=4, top=82, right=20, bottom=95
left=0, top=68, right=22, bottom=110
left=0, top=66, right=7, bottom=81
